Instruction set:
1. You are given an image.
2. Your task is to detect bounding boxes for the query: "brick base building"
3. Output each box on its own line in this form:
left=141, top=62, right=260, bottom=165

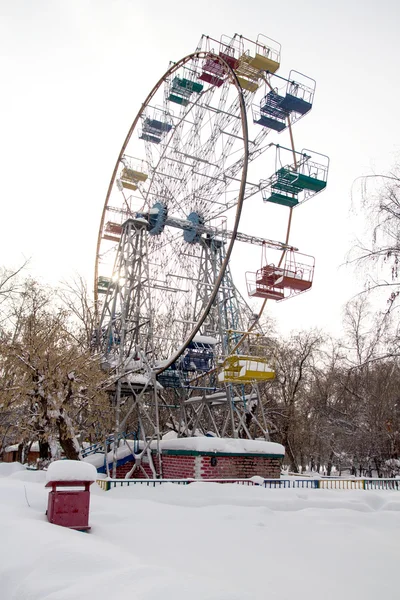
left=111, top=438, right=285, bottom=480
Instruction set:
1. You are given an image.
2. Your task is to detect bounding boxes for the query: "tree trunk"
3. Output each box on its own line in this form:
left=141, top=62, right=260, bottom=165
left=374, top=457, right=382, bottom=478
left=56, top=412, right=80, bottom=460
left=310, top=456, right=315, bottom=472
left=300, top=451, right=307, bottom=474
left=327, top=451, right=334, bottom=476
left=16, top=442, right=24, bottom=463
left=39, top=439, right=50, bottom=460
left=283, top=436, right=298, bottom=473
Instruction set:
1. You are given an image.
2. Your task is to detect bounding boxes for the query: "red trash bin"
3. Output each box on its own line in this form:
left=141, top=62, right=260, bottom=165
left=46, top=479, right=94, bottom=530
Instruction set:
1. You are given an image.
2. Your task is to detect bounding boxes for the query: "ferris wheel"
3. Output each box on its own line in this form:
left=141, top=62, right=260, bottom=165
left=94, top=33, right=329, bottom=448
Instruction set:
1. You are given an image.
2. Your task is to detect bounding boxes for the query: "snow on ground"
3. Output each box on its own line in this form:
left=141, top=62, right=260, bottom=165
left=0, top=463, right=399, bottom=600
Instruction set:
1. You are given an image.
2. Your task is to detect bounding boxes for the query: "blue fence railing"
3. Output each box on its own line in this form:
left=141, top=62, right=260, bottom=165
left=81, top=431, right=138, bottom=459
left=364, top=479, right=400, bottom=491
left=96, top=477, right=400, bottom=492
left=96, top=478, right=191, bottom=491
left=263, top=479, right=318, bottom=488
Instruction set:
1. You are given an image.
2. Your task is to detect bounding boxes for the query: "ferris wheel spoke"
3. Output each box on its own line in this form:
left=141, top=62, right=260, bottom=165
left=152, top=84, right=250, bottom=222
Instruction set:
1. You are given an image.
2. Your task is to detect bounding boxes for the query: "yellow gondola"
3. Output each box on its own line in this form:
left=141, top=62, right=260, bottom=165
left=236, top=76, right=259, bottom=92
left=218, top=355, right=275, bottom=383
left=247, top=53, right=279, bottom=73
left=120, top=167, right=148, bottom=191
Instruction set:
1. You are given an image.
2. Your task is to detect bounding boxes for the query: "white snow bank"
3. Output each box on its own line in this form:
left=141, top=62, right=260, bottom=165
left=0, top=462, right=26, bottom=477
left=46, top=460, right=97, bottom=482
left=0, top=472, right=399, bottom=600
left=9, top=469, right=47, bottom=483
left=156, top=437, right=285, bottom=456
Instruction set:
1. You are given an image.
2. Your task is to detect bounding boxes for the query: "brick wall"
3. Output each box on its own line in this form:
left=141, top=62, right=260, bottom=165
left=115, top=456, right=160, bottom=479
left=116, top=462, right=153, bottom=479
left=162, top=455, right=196, bottom=479
left=113, top=452, right=281, bottom=480
left=2, top=450, right=40, bottom=464
left=199, top=455, right=281, bottom=479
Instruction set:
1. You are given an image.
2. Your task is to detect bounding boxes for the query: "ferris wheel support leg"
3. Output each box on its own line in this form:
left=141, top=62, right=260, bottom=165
left=152, top=376, right=162, bottom=479
left=191, top=402, right=207, bottom=437
left=124, top=461, right=138, bottom=480
left=234, top=404, right=253, bottom=440
left=225, top=386, right=238, bottom=438
left=117, top=384, right=149, bottom=444
left=254, top=384, right=270, bottom=440
left=104, top=438, right=110, bottom=479
left=249, top=406, right=269, bottom=440
left=206, top=403, right=220, bottom=437
left=221, top=406, right=231, bottom=438
left=146, top=444, right=157, bottom=478
left=179, top=399, right=190, bottom=438
left=112, top=379, right=122, bottom=479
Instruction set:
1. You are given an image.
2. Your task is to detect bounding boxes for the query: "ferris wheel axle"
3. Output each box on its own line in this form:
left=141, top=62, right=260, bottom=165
left=134, top=209, right=294, bottom=251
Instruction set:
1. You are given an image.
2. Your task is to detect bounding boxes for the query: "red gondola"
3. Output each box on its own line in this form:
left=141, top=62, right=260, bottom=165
left=246, top=249, right=314, bottom=301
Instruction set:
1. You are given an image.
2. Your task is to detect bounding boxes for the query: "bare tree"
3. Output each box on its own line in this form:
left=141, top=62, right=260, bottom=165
left=263, top=330, right=324, bottom=472
left=332, top=298, right=400, bottom=475
left=0, top=278, right=111, bottom=464
left=58, top=275, right=96, bottom=350
left=350, top=171, right=400, bottom=305
left=0, top=261, right=29, bottom=324
left=342, top=296, right=392, bottom=366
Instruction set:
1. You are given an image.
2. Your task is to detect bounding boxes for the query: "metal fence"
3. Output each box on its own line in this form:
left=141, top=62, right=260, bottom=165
left=96, top=477, right=400, bottom=492
left=364, top=479, right=400, bottom=491
left=97, top=478, right=192, bottom=491
left=317, top=479, right=364, bottom=490
left=263, top=479, right=318, bottom=488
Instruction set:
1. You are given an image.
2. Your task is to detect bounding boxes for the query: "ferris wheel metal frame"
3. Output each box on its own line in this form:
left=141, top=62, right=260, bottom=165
left=93, top=33, right=329, bottom=472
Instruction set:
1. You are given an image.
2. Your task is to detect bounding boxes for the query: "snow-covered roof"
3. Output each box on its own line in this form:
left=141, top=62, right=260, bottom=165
left=192, top=335, right=218, bottom=345
left=156, top=437, right=285, bottom=456
left=125, top=373, right=150, bottom=384
left=46, top=460, right=97, bottom=482
left=4, top=444, right=19, bottom=453
left=4, top=441, right=39, bottom=453
left=162, top=431, right=179, bottom=441
left=83, top=441, right=139, bottom=468
left=83, top=453, right=107, bottom=468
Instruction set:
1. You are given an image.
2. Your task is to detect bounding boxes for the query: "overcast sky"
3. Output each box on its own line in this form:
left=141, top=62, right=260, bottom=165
left=1, top=0, right=400, bottom=337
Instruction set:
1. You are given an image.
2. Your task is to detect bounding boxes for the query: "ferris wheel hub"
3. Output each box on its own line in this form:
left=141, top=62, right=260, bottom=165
left=183, top=212, right=204, bottom=244
left=147, top=202, right=168, bottom=236
left=135, top=206, right=208, bottom=244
